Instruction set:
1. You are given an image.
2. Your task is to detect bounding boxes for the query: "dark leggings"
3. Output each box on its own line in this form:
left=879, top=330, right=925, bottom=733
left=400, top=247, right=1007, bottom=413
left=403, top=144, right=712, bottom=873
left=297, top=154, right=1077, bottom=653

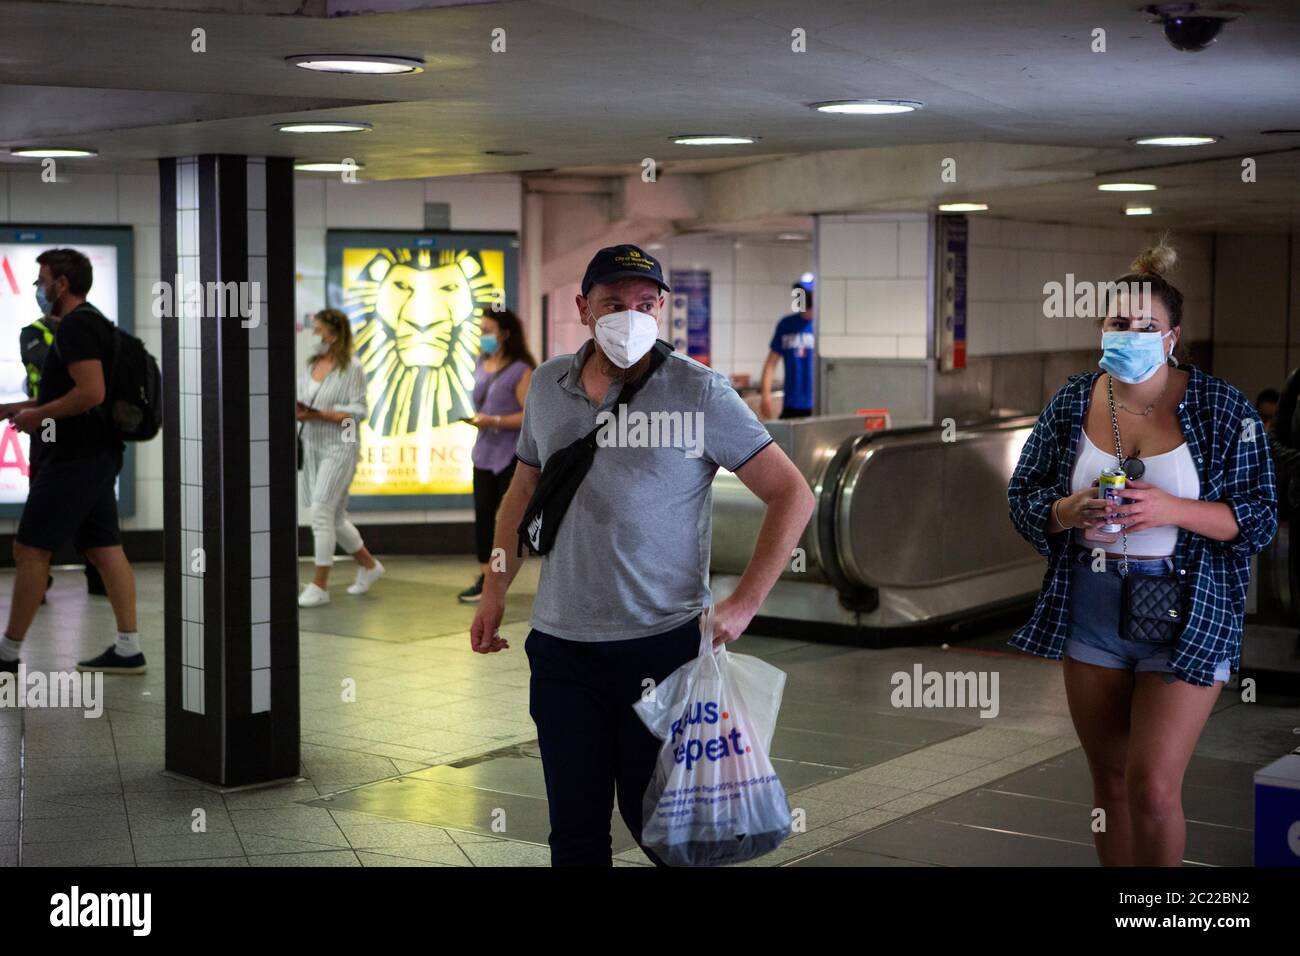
left=472, top=461, right=516, bottom=565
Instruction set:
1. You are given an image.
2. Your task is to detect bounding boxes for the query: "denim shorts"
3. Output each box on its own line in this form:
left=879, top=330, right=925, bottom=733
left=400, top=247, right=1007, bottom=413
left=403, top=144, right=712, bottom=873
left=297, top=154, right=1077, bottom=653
left=1066, top=547, right=1230, bottom=682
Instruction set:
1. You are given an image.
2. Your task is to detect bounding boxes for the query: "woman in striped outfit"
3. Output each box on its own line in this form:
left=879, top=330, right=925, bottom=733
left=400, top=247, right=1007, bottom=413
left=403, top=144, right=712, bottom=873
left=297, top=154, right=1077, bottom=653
left=297, top=308, right=384, bottom=607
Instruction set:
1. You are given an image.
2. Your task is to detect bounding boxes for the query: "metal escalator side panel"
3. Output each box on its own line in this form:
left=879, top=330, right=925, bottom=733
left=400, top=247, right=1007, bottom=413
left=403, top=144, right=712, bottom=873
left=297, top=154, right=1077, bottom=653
left=835, top=420, right=1042, bottom=591
left=819, top=431, right=878, bottom=610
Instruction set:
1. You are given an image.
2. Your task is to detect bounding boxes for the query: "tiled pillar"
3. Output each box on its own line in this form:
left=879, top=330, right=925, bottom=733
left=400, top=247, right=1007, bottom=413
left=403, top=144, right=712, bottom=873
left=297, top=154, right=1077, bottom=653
left=159, top=155, right=299, bottom=787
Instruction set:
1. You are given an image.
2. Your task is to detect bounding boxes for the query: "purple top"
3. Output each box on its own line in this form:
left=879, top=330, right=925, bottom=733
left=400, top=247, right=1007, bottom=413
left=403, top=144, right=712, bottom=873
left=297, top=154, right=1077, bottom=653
left=471, top=357, right=528, bottom=473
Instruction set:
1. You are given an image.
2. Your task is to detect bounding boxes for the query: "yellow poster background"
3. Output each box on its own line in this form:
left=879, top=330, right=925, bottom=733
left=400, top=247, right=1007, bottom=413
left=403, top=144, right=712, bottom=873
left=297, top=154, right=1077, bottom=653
left=338, top=246, right=505, bottom=496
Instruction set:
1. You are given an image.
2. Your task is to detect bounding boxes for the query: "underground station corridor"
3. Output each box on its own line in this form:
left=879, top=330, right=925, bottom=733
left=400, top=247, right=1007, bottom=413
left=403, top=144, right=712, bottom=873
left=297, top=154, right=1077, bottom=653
left=1, top=0, right=1299, bottom=940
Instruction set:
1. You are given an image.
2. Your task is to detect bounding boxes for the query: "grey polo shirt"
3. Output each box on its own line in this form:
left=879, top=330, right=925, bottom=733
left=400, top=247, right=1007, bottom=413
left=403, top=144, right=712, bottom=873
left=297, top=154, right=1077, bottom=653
left=514, top=339, right=773, bottom=642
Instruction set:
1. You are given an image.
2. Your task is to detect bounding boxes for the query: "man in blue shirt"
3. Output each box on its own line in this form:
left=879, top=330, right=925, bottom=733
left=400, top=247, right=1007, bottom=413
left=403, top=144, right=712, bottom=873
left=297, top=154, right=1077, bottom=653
left=760, top=281, right=815, bottom=420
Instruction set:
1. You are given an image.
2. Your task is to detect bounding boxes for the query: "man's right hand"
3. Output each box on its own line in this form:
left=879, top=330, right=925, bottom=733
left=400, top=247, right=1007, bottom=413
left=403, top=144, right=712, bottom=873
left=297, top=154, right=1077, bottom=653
left=470, top=596, right=510, bottom=654
left=759, top=396, right=774, bottom=420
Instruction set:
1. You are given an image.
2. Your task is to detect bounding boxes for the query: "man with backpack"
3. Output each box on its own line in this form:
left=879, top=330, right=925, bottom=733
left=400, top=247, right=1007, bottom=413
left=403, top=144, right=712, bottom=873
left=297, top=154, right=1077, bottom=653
left=20, top=310, right=109, bottom=598
left=0, top=248, right=144, bottom=675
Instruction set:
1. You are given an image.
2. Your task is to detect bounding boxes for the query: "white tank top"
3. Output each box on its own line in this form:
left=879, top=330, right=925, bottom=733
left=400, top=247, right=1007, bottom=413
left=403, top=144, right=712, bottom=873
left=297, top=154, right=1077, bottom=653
left=1070, top=430, right=1200, bottom=556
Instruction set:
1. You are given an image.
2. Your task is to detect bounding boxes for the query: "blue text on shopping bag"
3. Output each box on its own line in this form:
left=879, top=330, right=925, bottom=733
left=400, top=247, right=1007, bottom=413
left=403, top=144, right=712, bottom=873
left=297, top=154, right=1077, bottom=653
left=670, top=700, right=751, bottom=770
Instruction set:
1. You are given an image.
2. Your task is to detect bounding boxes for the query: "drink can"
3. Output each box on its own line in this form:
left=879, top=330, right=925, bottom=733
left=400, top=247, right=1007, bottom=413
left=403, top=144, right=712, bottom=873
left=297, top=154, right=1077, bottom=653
left=1099, top=467, right=1126, bottom=533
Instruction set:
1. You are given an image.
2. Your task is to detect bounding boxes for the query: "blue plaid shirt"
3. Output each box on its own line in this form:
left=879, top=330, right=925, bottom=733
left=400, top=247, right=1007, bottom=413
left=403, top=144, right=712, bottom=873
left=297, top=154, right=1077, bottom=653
left=1007, top=366, right=1278, bottom=686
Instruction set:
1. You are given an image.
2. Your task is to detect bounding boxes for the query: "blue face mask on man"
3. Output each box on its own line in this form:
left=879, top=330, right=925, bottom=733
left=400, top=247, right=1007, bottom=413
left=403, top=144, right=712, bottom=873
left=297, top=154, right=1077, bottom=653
left=1099, top=329, right=1174, bottom=384
left=35, top=282, right=55, bottom=316
left=480, top=334, right=499, bottom=355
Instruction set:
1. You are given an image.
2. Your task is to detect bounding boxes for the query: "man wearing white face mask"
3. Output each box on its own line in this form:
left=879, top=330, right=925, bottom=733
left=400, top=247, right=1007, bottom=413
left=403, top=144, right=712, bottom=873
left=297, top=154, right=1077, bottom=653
left=469, top=244, right=815, bottom=866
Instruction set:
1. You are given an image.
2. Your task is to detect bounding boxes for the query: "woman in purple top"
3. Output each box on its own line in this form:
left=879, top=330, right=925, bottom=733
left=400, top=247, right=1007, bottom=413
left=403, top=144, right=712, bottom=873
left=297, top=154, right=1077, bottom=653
left=460, top=309, right=536, bottom=603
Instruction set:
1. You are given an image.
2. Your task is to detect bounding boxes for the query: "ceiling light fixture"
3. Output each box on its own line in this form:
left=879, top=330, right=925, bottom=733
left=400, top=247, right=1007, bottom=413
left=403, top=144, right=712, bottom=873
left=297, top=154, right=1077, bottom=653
left=1124, top=206, right=1155, bottom=216
left=276, top=122, right=372, bottom=134
left=812, top=99, right=924, bottom=115
left=286, top=55, right=425, bottom=75
left=672, top=135, right=757, bottom=146
left=1098, top=182, right=1157, bottom=192
left=9, top=147, right=97, bottom=158
left=938, top=202, right=988, bottom=212
left=1132, top=135, right=1219, bottom=146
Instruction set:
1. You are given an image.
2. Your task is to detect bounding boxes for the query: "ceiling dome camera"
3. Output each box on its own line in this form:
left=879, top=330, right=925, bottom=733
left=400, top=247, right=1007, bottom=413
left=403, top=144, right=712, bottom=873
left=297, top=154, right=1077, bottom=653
left=1144, top=4, right=1236, bottom=52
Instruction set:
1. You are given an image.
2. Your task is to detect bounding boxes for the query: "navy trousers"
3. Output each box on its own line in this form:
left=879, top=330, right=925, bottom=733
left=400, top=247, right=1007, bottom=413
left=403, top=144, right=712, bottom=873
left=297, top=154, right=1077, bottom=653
left=525, top=616, right=702, bottom=867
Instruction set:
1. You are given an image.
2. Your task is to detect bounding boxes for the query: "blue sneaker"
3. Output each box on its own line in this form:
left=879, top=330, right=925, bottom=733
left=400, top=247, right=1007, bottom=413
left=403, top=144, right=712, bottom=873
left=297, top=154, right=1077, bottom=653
left=76, top=646, right=147, bottom=675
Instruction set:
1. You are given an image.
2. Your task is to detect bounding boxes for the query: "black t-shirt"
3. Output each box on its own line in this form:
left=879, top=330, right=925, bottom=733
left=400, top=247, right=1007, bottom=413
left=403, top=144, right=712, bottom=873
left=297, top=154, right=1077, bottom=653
left=33, top=303, right=121, bottom=465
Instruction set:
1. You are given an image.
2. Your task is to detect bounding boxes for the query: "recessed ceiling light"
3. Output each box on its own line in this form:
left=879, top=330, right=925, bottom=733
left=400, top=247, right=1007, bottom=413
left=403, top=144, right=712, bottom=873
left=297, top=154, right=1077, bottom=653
left=294, top=161, right=367, bottom=172
left=777, top=233, right=808, bottom=241
left=1098, top=182, right=1157, bottom=192
left=276, top=122, right=372, bottom=134
left=1133, top=135, right=1219, bottom=146
left=938, top=202, right=988, bottom=212
left=286, top=55, right=425, bottom=75
left=812, top=99, right=924, bottom=115
left=484, top=149, right=529, bottom=156
left=672, top=135, right=757, bottom=146
left=1124, top=205, right=1155, bottom=216
left=9, top=147, right=97, bottom=157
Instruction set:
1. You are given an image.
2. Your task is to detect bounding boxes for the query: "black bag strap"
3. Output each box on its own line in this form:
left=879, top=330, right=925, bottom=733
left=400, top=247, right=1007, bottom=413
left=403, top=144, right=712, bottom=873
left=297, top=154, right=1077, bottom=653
left=516, top=340, right=674, bottom=556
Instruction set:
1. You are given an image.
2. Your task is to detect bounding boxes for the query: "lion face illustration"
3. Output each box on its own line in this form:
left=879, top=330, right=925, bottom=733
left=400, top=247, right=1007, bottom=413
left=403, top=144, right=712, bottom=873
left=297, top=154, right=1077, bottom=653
left=343, top=248, right=499, bottom=436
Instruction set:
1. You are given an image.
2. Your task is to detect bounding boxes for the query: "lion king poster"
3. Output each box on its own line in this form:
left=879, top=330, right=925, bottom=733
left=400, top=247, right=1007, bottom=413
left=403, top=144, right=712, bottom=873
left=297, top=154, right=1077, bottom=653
left=326, top=231, right=518, bottom=507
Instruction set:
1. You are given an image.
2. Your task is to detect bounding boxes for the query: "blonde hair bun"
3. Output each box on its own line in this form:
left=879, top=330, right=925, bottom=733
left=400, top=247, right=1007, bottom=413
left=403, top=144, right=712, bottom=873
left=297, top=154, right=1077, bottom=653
left=1130, top=240, right=1177, bottom=278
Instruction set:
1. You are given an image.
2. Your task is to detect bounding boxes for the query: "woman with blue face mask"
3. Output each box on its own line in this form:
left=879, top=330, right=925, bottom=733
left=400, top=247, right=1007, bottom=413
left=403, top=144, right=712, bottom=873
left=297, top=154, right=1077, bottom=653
left=1008, top=242, right=1277, bottom=866
left=459, top=309, right=536, bottom=603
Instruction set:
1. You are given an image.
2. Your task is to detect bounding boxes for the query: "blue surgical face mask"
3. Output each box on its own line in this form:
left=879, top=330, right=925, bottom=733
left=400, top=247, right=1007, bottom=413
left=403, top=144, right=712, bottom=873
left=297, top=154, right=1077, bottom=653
left=480, top=334, right=499, bottom=355
left=1099, top=329, right=1174, bottom=384
left=35, top=282, right=54, bottom=316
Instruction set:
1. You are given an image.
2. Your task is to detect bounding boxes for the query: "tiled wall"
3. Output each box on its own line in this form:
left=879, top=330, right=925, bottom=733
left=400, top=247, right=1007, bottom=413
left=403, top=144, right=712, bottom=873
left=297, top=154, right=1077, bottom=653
left=941, top=217, right=1217, bottom=420
left=815, top=213, right=931, bottom=360
left=1212, top=232, right=1299, bottom=403
left=965, top=217, right=1213, bottom=359
left=172, top=159, right=205, bottom=714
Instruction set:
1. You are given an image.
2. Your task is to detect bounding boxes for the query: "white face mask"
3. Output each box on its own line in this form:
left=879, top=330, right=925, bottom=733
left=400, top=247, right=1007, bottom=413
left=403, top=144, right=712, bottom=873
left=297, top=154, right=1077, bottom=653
left=591, top=308, right=658, bottom=369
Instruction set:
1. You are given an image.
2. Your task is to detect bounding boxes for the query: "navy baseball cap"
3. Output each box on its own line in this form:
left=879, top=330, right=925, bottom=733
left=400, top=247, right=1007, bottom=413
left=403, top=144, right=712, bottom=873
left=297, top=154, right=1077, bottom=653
left=581, top=244, right=671, bottom=297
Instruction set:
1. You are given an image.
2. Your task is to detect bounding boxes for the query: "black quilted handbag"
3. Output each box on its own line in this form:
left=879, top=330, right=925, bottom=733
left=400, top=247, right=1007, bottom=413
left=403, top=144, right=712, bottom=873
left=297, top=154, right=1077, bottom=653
left=1120, top=574, right=1186, bottom=643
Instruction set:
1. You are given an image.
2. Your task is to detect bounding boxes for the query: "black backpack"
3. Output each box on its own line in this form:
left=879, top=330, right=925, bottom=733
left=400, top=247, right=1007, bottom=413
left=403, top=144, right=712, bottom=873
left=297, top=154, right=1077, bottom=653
left=517, top=340, right=672, bottom=556
left=57, top=305, right=162, bottom=442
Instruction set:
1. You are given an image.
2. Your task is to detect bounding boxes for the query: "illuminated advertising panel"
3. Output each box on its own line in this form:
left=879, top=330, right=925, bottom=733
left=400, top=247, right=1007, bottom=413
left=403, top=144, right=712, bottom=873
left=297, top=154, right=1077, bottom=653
left=326, top=231, right=518, bottom=509
left=0, top=226, right=135, bottom=518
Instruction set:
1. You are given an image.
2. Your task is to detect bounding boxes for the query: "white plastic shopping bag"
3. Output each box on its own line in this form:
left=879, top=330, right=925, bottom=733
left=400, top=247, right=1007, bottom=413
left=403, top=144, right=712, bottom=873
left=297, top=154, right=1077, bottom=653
left=633, top=606, right=793, bottom=866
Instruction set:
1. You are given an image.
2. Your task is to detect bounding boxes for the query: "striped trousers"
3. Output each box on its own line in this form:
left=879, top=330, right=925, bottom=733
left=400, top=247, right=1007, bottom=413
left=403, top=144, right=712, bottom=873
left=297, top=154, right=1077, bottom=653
left=301, top=446, right=364, bottom=566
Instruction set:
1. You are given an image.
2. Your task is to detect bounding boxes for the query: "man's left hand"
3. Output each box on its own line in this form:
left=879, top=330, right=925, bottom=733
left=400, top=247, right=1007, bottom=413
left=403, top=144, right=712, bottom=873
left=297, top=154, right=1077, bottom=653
left=11, top=408, right=44, bottom=434
left=709, top=594, right=758, bottom=647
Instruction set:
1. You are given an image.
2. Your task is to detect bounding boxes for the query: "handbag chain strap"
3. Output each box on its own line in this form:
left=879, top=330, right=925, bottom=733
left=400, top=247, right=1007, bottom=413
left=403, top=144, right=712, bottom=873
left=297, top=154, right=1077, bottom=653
left=1105, top=374, right=1130, bottom=577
